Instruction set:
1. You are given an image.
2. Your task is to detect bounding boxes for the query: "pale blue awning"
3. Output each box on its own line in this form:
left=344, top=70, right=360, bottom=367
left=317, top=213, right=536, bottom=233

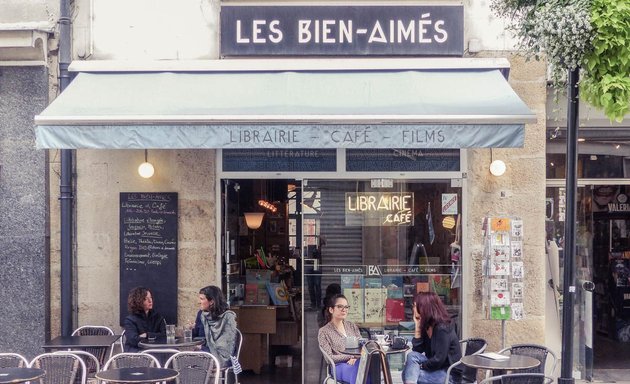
left=35, top=68, right=536, bottom=149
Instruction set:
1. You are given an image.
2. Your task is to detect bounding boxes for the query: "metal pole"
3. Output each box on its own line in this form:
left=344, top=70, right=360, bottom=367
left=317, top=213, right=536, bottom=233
left=558, top=67, right=580, bottom=384
left=59, top=0, right=74, bottom=337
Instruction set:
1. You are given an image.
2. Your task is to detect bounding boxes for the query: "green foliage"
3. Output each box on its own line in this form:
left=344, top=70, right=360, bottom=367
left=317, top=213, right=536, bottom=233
left=581, top=0, right=630, bottom=122
left=491, top=0, right=630, bottom=122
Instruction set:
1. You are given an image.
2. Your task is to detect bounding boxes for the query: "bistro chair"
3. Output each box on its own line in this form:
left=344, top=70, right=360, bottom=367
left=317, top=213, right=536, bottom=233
left=165, top=351, right=220, bottom=384
left=0, top=352, right=29, bottom=368
left=479, top=373, right=553, bottom=384
left=54, top=350, right=100, bottom=384
left=319, top=345, right=349, bottom=384
left=220, top=328, right=243, bottom=384
left=497, top=344, right=557, bottom=376
left=444, top=337, right=488, bottom=384
left=141, top=348, right=180, bottom=368
left=30, top=352, right=87, bottom=384
left=72, top=325, right=116, bottom=362
left=103, top=352, right=160, bottom=369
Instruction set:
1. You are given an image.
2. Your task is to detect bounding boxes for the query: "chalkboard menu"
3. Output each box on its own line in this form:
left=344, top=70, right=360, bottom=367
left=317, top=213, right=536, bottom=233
left=119, top=192, right=178, bottom=325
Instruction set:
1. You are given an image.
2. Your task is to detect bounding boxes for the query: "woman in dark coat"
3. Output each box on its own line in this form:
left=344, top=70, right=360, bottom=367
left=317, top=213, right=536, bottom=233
left=402, top=292, right=461, bottom=384
left=123, top=286, right=166, bottom=352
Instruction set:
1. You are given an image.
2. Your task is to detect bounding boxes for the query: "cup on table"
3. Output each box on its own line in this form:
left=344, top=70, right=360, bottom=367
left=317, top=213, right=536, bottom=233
left=374, top=334, right=390, bottom=345
left=166, top=324, right=176, bottom=343
left=183, top=328, right=193, bottom=342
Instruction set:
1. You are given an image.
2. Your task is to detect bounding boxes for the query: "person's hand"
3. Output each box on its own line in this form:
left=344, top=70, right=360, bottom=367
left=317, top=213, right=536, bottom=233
left=140, top=333, right=147, bottom=339
left=347, top=358, right=357, bottom=366
left=413, top=305, right=421, bottom=328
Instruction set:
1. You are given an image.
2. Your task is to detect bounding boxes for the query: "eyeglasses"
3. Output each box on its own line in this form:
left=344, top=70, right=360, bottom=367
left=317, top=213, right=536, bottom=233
left=334, top=305, right=351, bottom=310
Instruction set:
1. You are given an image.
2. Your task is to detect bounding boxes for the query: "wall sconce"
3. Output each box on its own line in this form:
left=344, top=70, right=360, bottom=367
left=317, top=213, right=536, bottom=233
left=138, top=149, right=155, bottom=178
left=244, top=212, right=264, bottom=230
left=489, top=149, right=506, bottom=177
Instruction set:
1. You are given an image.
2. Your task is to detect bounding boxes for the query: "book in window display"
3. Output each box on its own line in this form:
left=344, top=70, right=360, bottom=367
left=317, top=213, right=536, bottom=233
left=344, top=287, right=364, bottom=323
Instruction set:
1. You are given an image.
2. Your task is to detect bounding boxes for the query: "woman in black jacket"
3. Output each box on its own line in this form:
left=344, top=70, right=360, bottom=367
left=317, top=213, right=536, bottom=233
left=402, top=292, right=461, bottom=384
left=123, top=286, right=166, bottom=352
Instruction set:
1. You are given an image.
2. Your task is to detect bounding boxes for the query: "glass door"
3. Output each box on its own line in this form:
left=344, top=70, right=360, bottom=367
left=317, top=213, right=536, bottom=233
left=302, top=179, right=462, bottom=382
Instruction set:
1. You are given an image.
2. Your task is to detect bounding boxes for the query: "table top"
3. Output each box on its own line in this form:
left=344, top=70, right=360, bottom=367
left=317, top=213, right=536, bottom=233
left=0, top=367, right=46, bottom=384
left=95, top=367, right=179, bottom=383
left=138, top=336, right=204, bottom=349
left=461, top=354, right=541, bottom=370
left=42, top=334, right=121, bottom=349
left=345, top=344, right=409, bottom=356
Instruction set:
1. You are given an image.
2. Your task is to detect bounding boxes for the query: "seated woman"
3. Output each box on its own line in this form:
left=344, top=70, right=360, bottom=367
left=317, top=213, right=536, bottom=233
left=192, top=285, right=237, bottom=367
left=402, top=292, right=462, bottom=384
left=123, top=286, right=166, bottom=352
left=318, top=294, right=368, bottom=384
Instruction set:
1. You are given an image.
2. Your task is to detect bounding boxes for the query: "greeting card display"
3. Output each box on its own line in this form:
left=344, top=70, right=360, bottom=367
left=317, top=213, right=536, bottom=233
left=482, top=216, right=525, bottom=320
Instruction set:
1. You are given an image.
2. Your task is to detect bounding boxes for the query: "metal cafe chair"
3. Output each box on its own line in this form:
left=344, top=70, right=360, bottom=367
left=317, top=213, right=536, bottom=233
left=53, top=351, right=100, bottom=384
left=72, top=325, right=116, bottom=362
left=141, top=348, right=180, bottom=369
left=30, top=351, right=87, bottom=384
left=165, top=351, right=220, bottom=384
left=444, top=337, right=488, bottom=384
left=0, top=352, right=29, bottom=368
left=319, top=345, right=349, bottom=384
left=220, top=328, right=243, bottom=384
left=103, top=352, right=161, bottom=369
left=479, top=373, right=554, bottom=384
left=497, top=344, right=558, bottom=376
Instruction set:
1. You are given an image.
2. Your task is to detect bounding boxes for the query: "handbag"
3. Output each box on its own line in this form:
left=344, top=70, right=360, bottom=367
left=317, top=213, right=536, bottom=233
left=230, top=355, right=243, bottom=374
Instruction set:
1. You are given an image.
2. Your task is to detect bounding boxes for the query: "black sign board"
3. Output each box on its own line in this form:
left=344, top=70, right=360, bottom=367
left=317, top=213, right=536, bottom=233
left=346, top=148, right=460, bottom=172
left=220, top=5, right=464, bottom=56
left=119, top=192, right=178, bottom=325
left=222, top=148, right=336, bottom=172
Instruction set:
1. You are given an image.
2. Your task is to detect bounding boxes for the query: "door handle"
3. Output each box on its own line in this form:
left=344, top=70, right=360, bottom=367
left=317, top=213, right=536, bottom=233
left=582, top=281, right=595, bottom=292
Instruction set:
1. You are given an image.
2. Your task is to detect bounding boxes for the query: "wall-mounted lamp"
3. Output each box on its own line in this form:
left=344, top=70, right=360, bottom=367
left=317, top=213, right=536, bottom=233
left=489, top=149, right=506, bottom=177
left=138, top=149, right=155, bottom=178
left=244, top=212, right=264, bottom=230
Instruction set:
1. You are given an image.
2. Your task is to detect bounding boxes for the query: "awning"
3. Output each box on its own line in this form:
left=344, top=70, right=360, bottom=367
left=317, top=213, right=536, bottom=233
left=35, top=60, right=536, bottom=149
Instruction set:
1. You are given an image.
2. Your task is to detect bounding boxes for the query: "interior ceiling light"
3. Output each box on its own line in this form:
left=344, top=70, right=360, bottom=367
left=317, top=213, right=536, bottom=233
left=578, top=138, right=586, bottom=142
left=258, top=199, right=278, bottom=213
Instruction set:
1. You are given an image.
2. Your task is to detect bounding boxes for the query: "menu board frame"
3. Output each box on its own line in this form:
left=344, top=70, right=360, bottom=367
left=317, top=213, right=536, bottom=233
left=119, top=192, right=178, bottom=325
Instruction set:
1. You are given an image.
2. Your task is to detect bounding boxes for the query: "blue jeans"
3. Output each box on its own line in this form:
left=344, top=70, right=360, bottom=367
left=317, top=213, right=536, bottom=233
left=335, top=361, right=371, bottom=384
left=402, top=351, right=448, bottom=384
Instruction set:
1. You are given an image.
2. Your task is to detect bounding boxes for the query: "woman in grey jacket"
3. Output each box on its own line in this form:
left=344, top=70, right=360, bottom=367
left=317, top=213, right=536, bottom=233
left=193, top=285, right=238, bottom=367
left=402, top=292, right=462, bottom=384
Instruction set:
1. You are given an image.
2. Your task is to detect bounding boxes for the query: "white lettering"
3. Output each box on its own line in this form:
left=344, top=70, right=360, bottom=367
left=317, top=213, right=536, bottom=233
left=269, top=20, right=283, bottom=43
left=368, top=21, right=387, bottom=43
left=236, top=20, right=250, bottom=43
left=434, top=20, right=448, bottom=43
left=252, top=20, right=265, bottom=43
left=298, top=20, right=311, bottom=43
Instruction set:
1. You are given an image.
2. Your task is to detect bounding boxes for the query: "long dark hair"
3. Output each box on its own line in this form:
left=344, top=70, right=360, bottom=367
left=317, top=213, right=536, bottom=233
left=199, top=285, right=229, bottom=318
left=323, top=294, right=347, bottom=324
left=127, top=286, right=151, bottom=315
left=415, top=292, right=451, bottom=331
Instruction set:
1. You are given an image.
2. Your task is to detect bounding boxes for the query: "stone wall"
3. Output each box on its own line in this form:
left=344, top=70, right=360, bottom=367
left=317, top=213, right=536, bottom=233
left=0, top=66, right=49, bottom=358
left=49, top=149, right=217, bottom=335
left=465, top=53, right=548, bottom=350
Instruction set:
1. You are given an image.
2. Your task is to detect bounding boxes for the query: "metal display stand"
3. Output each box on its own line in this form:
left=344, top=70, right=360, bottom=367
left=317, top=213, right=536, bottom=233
left=481, top=216, right=525, bottom=348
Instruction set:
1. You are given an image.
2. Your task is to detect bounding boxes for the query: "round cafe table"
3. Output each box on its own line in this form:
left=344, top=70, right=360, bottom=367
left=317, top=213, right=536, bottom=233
left=95, top=367, right=178, bottom=383
left=461, top=354, right=540, bottom=372
left=138, top=336, right=203, bottom=350
left=0, top=367, right=46, bottom=384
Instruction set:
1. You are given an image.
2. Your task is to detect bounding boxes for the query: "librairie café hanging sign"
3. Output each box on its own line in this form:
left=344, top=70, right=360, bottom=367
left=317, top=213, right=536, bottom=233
left=345, top=192, right=414, bottom=227
left=220, top=4, right=463, bottom=56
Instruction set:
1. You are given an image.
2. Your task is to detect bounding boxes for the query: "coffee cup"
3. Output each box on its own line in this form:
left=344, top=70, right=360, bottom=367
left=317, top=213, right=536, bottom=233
left=374, top=334, right=390, bottom=345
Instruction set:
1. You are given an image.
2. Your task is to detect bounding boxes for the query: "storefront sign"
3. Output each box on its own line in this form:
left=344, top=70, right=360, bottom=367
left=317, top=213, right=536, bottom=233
left=220, top=5, right=464, bottom=56
left=222, top=148, right=336, bottom=172
left=345, top=192, right=414, bottom=226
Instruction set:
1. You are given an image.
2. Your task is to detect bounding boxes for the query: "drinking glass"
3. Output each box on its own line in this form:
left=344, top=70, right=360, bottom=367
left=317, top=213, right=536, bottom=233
left=183, top=329, right=193, bottom=342
left=166, top=324, right=176, bottom=343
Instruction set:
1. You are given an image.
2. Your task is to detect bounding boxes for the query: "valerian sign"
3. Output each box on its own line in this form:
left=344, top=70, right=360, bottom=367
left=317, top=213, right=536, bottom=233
left=220, top=5, right=464, bottom=56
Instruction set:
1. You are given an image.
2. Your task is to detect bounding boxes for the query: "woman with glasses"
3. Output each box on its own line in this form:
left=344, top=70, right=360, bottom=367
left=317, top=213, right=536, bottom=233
left=318, top=293, right=367, bottom=384
left=402, top=292, right=461, bottom=384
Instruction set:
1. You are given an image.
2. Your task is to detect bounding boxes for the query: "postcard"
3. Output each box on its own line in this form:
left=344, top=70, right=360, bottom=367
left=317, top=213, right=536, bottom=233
left=512, top=261, right=524, bottom=279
